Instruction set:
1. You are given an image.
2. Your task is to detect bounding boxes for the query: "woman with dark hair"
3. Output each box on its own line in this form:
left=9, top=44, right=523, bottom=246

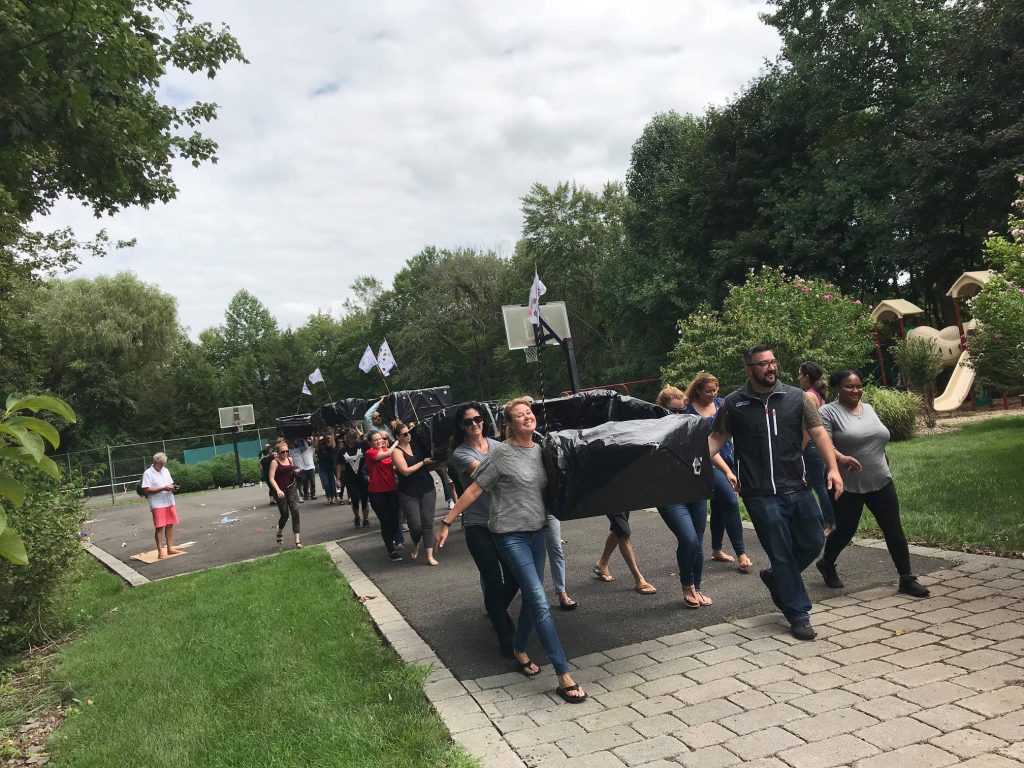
left=315, top=431, right=339, bottom=504
left=365, top=430, right=403, bottom=562
left=816, top=370, right=929, bottom=597
left=681, top=373, right=752, bottom=573
left=435, top=398, right=586, bottom=704
left=447, top=403, right=519, bottom=658
left=338, top=429, right=370, bottom=527
left=798, top=360, right=836, bottom=532
left=393, top=422, right=439, bottom=565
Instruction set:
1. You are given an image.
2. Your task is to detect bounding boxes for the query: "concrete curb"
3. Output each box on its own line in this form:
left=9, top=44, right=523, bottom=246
left=84, top=542, right=149, bottom=587
left=324, top=540, right=527, bottom=768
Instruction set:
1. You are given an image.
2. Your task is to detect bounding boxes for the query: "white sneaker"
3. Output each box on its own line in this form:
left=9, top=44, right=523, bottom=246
left=447, top=500, right=455, bottom=511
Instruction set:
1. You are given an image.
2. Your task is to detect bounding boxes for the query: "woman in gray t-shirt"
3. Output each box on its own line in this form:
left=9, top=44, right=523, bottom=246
left=815, top=371, right=929, bottom=598
left=448, top=403, right=519, bottom=659
left=436, top=398, right=587, bottom=704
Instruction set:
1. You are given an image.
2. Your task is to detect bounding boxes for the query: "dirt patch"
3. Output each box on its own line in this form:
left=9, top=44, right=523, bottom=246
left=917, top=406, right=1022, bottom=436
left=0, top=644, right=77, bottom=768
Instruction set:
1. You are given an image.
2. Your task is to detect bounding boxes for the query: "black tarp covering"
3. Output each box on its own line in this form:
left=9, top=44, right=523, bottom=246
left=531, top=390, right=669, bottom=433
left=316, top=398, right=369, bottom=427
left=419, top=401, right=502, bottom=461
left=381, top=387, right=453, bottom=425
left=275, top=413, right=315, bottom=438
left=541, top=415, right=712, bottom=521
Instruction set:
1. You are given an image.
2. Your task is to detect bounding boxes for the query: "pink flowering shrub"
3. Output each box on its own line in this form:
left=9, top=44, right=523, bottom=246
left=662, top=266, right=874, bottom=391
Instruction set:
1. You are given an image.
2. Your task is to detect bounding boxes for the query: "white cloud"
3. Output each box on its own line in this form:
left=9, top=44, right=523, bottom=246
left=49, top=0, right=780, bottom=337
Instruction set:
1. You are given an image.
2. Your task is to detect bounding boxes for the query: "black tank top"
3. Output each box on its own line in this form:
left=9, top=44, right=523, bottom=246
left=396, top=442, right=434, bottom=497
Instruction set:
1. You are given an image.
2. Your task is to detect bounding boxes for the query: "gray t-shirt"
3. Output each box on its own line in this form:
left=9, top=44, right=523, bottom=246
left=819, top=401, right=892, bottom=494
left=450, top=439, right=498, bottom=528
left=471, top=441, right=547, bottom=534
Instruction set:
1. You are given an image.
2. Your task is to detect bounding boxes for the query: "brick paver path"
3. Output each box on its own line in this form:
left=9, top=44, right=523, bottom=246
left=328, top=542, right=1024, bottom=768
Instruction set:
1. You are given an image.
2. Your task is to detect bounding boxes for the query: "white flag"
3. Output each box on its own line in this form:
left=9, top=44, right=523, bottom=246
left=527, top=270, right=547, bottom=326
left=377, top=339, right=396, bottom=377
left=301, top=382, right=312, bottom=396
left=308, top=367, right=324, bottom=385
left=358, top=345, right=378, bottom=374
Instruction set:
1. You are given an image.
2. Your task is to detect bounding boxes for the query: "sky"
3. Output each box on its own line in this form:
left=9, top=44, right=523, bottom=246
left=49, top=0, right=781, bottom=338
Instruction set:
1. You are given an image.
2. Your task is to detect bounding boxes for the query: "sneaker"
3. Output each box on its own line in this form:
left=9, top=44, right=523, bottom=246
left=790, top=620, right=817, bottom=641
left=898, top=575, right=930, bottom=598
left=447, top=500, right=455, bottom=511
left=388, top=550, right=403, bottom=562
left=759, top=568, right=782, bottom=610
left=816, top=559, right=845, bottom=589
left=362, top=519, right=370, bottom=528
left=354, top=517, right=361, bottom=527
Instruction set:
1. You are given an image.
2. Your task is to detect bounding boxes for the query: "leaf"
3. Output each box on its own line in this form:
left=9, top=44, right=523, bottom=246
left=0, top=474, right=26, bottom=507
left=0, top=425, right=44, bottom=460
left=0, top=505, right=6, bottom=537
left=6, top=416, right=61, bottom=449
left=4, top=395, right=77, bottom=424
left=0, top=447, right=62, bottom=480
left=0, top=527, right=28, bottom=566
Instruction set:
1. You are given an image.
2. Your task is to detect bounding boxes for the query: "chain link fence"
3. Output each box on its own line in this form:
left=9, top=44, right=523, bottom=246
left=51, top=426, right=281, bottom=501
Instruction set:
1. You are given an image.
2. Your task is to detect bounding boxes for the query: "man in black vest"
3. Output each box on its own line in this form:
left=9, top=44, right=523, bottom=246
left=709, top=344, right=844, bottom=640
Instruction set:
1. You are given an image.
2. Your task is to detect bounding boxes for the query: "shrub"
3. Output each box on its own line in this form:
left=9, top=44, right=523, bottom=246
left=240, top=458, right=260, bottom=485
left=891, top=336, right=944, bottom=426
left=0, top=467, right=87, bottom=654
left=165, top=460, right=212, bottom=494
left=662, top=267, right=874, bottom=391
left=863, top=385, right=920, bottom=441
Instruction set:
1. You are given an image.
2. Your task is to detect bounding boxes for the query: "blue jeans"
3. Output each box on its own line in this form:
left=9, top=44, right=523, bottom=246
left=545, top=515, right=566, bottom=594
left=494, top=528, right=570, bottom=675
left=657, top=502, right=707, bottom=590
left=710, top=467, right=745, bottom=555
left=744, top=490, right=825, bottom=624
left=318, top=465, right=337, bottom=499
left=803, top=443, right=836, bottom=528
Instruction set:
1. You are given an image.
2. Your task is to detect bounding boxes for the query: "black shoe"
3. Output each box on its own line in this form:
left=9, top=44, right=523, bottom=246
left=362, top=519, right=370, bottom=528
left=759, top=568, right=782, bottom=610
left=898, top=575, right=930, bottom=598
left=790, top=620, right=817, bottom=641
left=816, top=560, right=845, bottom=589
left=388, top=550, right=403, bottom=562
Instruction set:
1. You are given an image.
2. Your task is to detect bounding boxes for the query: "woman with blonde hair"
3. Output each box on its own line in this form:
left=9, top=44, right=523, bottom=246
left=269, top=439, right=302, bottom=549
left=435, top=397, right=586, bottom=704
left=683, top=373, right=752, bottom=573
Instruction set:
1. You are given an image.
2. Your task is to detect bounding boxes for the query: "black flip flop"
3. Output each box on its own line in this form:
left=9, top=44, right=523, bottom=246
left=517, top=659, right=541, bottom=678
left=558, top=597, right=578, bottom=611
left=555, top=684, right=587, bottom=704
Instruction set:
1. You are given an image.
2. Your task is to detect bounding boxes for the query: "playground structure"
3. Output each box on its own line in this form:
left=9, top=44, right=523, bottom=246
left=873, top=271, right=993, bottom=413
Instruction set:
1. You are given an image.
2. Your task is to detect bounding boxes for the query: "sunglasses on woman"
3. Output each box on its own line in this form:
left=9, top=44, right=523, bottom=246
left=461, top=415, right=484, bottom=427
left=398, top=430, right=410, bottom=437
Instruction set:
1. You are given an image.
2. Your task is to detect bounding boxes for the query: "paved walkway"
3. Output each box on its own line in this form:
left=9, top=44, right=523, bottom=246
left=329, top=539, right=1024, bottom=768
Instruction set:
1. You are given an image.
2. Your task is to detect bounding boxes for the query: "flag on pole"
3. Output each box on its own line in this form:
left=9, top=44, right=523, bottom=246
left=301, top=382, right=312, bottom=396
left=527, top=270, right=547, bottom=326
left=358, top=345, right=378, bottom=374
left=377, top=339, right=397, bottom=377
left=308, top=367, right=324, bottom=385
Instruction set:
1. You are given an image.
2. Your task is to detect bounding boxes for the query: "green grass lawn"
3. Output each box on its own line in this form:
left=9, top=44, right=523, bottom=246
left=40, top=550, right=476, bottom=768
left=874, top=416, right=1024, bottom=555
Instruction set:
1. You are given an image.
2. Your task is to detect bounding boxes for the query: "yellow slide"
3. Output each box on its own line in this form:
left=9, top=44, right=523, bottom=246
left=932, top=351, right=975, bottom=412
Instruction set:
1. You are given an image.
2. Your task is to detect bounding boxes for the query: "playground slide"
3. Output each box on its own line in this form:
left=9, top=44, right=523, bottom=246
left=932, top=351, right=975, bottom=412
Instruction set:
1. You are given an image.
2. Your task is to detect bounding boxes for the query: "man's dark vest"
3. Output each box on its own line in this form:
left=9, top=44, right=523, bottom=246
left=721, top=382, right=807, bottom=497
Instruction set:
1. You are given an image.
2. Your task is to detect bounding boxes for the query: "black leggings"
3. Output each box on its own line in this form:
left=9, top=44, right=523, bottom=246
left=343, top=473, right=369, bottom=513
left=368, top=491, right=401, bottom=554
left=465, top=525, right=519, bottom=652
left=822, top=480, right=912, bottom=576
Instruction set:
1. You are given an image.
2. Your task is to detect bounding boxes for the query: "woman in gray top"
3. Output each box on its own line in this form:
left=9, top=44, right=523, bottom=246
left=815, top=371, right=929, bottom=598
left=448, top=403, right=519, bottom=659
left=436, top=398, right=586, bottom=704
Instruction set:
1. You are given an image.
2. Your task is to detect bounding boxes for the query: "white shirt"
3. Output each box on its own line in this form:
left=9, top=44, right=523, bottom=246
left=142, top=465, right=175, bottom=509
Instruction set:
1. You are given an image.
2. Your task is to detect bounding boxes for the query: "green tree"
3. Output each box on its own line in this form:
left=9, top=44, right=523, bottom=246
left=1, top=1, right=245, bottom=257
left=662, top=267, right=874, bottom=392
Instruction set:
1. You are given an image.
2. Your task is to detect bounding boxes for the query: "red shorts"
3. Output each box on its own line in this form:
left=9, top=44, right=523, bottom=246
left=152, top=505, right=178, bottom=528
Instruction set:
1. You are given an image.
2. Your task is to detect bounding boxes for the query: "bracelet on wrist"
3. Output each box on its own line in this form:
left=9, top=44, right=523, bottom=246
left=441, top=519, right=452, bottom=528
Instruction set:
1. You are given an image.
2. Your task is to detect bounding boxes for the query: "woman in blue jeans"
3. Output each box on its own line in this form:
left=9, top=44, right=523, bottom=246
left=436, top=397, right=586, bottom=704
left=799, top=361, right=836, bottom=532
left=675, top=375, right=753, bottom=573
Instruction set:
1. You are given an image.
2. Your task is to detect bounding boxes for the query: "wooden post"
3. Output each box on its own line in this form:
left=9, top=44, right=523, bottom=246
left=874, top=323, right=888, bottom=386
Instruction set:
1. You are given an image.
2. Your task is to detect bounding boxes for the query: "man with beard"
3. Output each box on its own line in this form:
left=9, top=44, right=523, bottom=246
left=708, top=345, right=844, bottom=640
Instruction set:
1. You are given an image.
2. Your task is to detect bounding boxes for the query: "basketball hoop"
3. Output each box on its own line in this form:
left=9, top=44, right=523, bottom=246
left=524, top=347, right=539, bottom=364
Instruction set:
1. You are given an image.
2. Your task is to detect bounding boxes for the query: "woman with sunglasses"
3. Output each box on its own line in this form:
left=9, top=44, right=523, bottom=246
left=683, top=373, right=752, bottom=574
left=392, top=423, right=439, bottom=565
left=365, top=430, right=403, bottom=562
left=435, top=398, right=586, bottom=704
left=448, top=403, right=519, bottom=659
left=268, top=439, right=302, bottom=549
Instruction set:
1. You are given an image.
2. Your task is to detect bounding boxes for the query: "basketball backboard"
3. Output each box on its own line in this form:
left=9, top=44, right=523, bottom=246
left=218, top=404, right=255, bottom=430
left=502, top=302, right=572, bottom=350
